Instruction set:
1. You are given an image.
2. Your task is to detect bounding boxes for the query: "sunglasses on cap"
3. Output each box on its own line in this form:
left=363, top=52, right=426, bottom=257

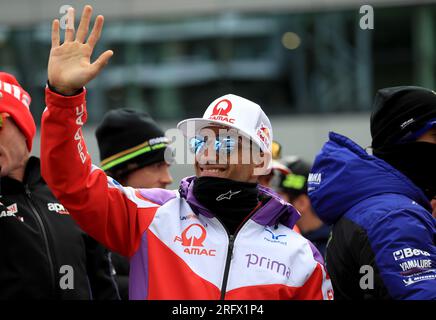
left=189, top=135, right=241, bottom=155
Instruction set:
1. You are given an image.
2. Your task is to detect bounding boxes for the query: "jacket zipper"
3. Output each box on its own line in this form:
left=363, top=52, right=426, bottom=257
left=212, top=201, right=264, bottom=300
left=220, top=233, right=235, bottom=300
left=217, top=208, right=258, bottom=300
left=24, top=185, right=57, bottom=296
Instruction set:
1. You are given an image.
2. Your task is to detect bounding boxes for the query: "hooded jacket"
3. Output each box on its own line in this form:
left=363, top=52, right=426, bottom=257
left=308, top=132, right=436, bottom=300
left=40, top=87, right=333, bottom=300
left=0, top=157, right=119, bottom=299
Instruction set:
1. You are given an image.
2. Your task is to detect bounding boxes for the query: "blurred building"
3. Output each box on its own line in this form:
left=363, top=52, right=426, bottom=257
left=1, top=0, right=435, bottom=185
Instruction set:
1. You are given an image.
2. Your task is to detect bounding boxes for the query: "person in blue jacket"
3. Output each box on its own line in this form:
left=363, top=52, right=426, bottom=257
left=308, top=86, right=436, bottom=299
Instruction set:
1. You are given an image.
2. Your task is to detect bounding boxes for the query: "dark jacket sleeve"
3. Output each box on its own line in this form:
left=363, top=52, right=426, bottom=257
left=84, top=235, right=120, bottom=300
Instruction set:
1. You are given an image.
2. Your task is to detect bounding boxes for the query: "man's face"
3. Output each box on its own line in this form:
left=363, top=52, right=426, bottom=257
left=123, top=161, right=173, bottom=189
left=193, top=126, right=262, bottom=183
left=417, top=127, right=436, bottom=203
left=416, top=127, right=436, bottom=144
left=0, top=114, right=28, bottom=177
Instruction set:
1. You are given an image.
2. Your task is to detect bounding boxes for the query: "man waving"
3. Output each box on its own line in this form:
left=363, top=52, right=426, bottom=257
left=41, top=5, right=332, bottom=300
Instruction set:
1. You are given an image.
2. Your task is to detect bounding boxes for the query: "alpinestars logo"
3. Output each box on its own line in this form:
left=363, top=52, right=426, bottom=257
left=174, top=223, right=216, bottom=256
left=208, top=99, right=235, bottom=124
left=216, top=190, right=241, bottom=201
left=47, top=203, right=70, bottom=215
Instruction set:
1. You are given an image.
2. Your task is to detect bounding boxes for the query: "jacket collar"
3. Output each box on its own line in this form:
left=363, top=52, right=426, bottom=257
left=179, top=176, right=300, bottom=229
left=309, top=132, right=432, bottom=225
left=1, top=156, right=42, bottom=194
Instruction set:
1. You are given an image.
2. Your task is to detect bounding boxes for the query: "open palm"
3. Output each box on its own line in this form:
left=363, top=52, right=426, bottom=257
left=48, top=5, right=113, bottom=95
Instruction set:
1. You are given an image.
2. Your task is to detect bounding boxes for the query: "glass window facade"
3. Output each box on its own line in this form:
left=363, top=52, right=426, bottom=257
left=1, top=4, right=435, bottom=124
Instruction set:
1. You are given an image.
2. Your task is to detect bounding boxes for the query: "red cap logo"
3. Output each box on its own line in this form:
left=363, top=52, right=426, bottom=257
left=211, top=99, right=232, bottom=117
left=208, top=99, right=235, bottom=124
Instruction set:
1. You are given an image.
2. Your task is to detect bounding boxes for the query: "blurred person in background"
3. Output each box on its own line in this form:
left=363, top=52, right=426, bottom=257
left=273, top=156, right=330, bottom=257
left=40, top=5, right=333, bottom=300
left=308, top=86, right=436, bottom=299
left=96, top=109, right=172, bottom=189
left=259, top=146, right=303, bottom=234
left=258, top=140, right=290, bottom=188
left=95, top=108, right=173, bottom=299
left=0, top=72, right=119, bottom=299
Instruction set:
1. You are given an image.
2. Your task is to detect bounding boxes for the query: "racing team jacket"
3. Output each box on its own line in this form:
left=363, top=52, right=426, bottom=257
left=41, top=87, right=333, bottom=300
left=308, top=132, right=436, bottom=300
left=0, top=157, right=119, bottom=299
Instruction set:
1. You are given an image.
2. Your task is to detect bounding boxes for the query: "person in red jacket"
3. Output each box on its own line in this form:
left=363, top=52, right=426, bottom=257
left=41, top=5, right=333, bottom=300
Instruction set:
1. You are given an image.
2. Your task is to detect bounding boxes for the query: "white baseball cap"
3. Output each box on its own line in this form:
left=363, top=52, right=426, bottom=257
left=177, top=94, right=273, bottom=172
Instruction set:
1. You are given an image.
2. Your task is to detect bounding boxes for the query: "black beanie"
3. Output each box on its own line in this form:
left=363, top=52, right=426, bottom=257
left=371, top=86, right=436, bottom=150
left=95, top=109, right=169, bottom=178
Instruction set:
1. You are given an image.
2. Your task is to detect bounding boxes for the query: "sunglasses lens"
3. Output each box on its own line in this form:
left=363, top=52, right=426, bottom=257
left=190, top=136, right=238, bottom=155
left=189, top=137, right=205, bottom=154
left=217, top=137, right=236, bottom=154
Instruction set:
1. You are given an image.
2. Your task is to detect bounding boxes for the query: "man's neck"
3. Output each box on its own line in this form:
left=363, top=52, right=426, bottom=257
left=7, top=157, right=29, bottom=183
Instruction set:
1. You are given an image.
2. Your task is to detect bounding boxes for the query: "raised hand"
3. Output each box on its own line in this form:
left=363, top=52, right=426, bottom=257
left=48, top=5, right=113, bottom=95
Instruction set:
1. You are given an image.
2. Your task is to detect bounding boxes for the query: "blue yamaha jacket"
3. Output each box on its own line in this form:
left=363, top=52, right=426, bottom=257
left=308, top=132, right=436, bottom=300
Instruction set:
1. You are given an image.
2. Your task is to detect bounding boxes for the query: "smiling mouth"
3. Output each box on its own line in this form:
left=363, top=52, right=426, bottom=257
left=199, top=166, right=228, bottom=176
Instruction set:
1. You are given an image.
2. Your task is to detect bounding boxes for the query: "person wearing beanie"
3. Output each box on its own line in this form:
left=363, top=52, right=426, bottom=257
left=95, top=109, right=173, bottom=299
left=308, top=86, right=436, bottom=300
left=370, top=86, right=436, bottom=200
left=96, top=109, right=173, bottom=188
left=40, top=6, right=333, bottom=300
left=0, top=72, right=119, bottom=299
left=0, top=72, right=35, bottom=181
left=272, top=156, right=330, bottom=258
